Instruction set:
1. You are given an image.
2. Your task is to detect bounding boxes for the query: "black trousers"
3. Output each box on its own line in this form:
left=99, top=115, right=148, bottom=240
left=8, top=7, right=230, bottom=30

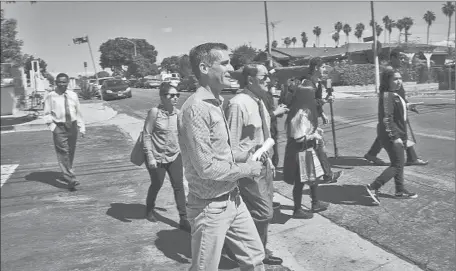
left=371, top=138, right=405, bottom=192
left=53, top=121, right=78, bottom=182
left=145, top=154, right=187, bottom=219
left=367, top=136, right=418, bottom=162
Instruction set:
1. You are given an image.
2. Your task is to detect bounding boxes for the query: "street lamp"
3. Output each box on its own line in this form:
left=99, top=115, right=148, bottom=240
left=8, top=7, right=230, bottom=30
left=120, top=38, right=137, bottom=57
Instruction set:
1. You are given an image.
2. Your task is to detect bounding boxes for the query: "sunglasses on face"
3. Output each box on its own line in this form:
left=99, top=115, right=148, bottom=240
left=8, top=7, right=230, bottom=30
left=163, top=93, right=180, bottom=98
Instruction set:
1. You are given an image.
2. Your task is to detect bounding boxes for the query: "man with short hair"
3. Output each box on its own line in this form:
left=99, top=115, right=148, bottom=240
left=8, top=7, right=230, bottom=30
left=178, top=43, right=266, bottom=271
left=225, top=64, right=285, bottom=266
left=43, top=73, right=85, bottom=191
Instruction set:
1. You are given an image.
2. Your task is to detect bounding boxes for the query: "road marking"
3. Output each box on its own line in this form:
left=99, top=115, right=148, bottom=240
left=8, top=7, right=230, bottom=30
left=1, top=164, right=19, bottom=187
left=335, top=116, right=455, bottom=141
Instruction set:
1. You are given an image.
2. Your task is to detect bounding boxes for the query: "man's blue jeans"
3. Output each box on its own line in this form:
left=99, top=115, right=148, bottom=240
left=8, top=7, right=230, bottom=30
left=186, top=191, right=265, bottom=271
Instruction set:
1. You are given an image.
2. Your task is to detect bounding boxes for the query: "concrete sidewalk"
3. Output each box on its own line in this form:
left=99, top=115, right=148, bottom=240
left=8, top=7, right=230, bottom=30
left=105, top=110, right=424, bottom=271
left=0, top=101, right=117, bottom=133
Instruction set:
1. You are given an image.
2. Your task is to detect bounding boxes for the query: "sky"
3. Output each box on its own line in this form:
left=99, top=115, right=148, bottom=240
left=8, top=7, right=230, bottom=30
left=3, top=1, right=454, bottom=76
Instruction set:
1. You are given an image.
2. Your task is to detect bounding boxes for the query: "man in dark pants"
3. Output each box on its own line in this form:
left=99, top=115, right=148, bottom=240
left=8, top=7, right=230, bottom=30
left=43, top=73, right=85, bottom=190
left=364, top=51, right=428, bottom=166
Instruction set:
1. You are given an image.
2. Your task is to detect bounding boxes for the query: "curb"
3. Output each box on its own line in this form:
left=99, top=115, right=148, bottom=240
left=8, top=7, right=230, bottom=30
left=0, top=102, right=118, bottom=133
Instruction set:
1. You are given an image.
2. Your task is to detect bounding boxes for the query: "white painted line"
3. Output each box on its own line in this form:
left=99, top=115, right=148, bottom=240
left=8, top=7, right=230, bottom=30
left=335, top=116, right=455, bottom=141
left=1, top=164, right=19, bottom=187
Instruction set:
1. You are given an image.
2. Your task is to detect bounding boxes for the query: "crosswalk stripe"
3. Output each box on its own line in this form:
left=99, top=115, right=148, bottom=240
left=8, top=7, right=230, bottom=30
left=1, top=164, right=19, bottom=187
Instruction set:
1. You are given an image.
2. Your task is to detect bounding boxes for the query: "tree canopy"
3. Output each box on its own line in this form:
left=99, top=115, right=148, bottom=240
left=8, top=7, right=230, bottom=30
left=0, top=9, right=23, bottom=66
left=99, top=37, right=158, bottom=77
left=160, top=55, right=181, bottom=73
left=230, top=44, right=258, bottom=70
left=23, top=55, right=47, bottom=79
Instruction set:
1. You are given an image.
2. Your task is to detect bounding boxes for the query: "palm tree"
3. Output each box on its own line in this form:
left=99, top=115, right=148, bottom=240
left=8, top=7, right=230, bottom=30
left=313, top=26, right=321, bottom=47
left=386, top=20, right=396, bottom=44
left=343, top=23, right=352, bottom=44
left=332, top=32, right=340, bottom=47
left=291, top=37, right=297, bottom=47
left=355, top=23, right=365, bottom=42
left=376, top=24, right=383, bottom=37
left=402, top=17, right=414, bottom=43
left=283, top=37, right=292, bottom=48
left=423, top=11, right=436, bottom=45
left=301, top=32, right=308, bottom=47
left=272, top=40, right=278, bottom=48
left=334, top=21, right=343, bottom=34
left=396, top=19, right=405, bottom=43
left=382, top=16, right=393, bottom=43
left=442, top=1, right=455, bottom=48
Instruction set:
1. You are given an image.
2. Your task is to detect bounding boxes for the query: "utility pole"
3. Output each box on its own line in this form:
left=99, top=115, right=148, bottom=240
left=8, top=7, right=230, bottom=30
left=264, top=1, right=272, bottom=68
left=371, top=1, right=380, bottom=94
left=86, top=36, right=103, bottom=100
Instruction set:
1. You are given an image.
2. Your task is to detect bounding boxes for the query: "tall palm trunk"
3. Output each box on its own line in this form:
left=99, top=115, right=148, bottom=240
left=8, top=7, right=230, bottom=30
left=448, top=15, right=453, bottom=48
left=427, top=25, right=430, bottom=44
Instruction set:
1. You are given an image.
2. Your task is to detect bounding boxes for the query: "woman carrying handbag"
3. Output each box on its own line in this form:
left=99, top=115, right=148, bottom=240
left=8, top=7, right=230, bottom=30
left=142, top=82, right=190, bottom=232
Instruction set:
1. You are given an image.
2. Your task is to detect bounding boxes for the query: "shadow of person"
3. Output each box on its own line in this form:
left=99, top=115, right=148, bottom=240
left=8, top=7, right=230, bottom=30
left=155, top=229, right=192, bottom=264
left=154, top=228, right=238, bottom=269
left=106, top=203, right=147, bottom=222
left=328, top=156, right=389, bottom=167
left=25, top=171, right=68, bottom=189
left=270, top=208, right=292, bottom=225
left=302, top=184, right=379, bottom=206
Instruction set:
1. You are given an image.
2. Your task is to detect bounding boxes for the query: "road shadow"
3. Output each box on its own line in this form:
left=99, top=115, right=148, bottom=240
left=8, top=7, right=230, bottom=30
left=154, top=229, right=238, bottom=269
left=328, top=156, right=389, bottom=167
left=302, top=184, right=379, bottom=206
left=271, top=208, right=292, bottom=225
left=106, top=203, right=147, bottom=223
left=106, top=203, right=170, bottom=223
left=24, top=171, right=68, bottom=189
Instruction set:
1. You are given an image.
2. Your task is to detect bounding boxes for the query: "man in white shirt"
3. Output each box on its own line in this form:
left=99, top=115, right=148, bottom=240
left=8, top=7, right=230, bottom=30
left=43, top=73, right=85, bottom=190
left=225, top=64, right=283, bottom=266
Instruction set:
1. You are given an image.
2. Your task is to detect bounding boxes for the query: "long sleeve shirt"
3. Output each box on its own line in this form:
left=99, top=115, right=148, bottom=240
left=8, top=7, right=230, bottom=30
left=177, top=87, right=253, bottom=199
left=378, top=91, right=408, bottom=141
left=225, top=89, right=271, bottom=163
left=142, top=105, right=180, bottom=164
left=43, top=90, right=85, bottom=133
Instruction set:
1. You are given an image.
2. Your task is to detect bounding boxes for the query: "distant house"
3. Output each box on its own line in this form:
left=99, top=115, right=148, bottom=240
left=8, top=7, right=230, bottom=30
left=255, top=43, right=450, bottom=67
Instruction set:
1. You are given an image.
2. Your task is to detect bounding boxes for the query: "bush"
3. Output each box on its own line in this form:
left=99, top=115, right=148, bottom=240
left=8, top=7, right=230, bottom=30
left=332, top=63, right=386, bottom=86
left=177, top=75, right=199, bottom=92
left=79, top=80, right=100, bottom=100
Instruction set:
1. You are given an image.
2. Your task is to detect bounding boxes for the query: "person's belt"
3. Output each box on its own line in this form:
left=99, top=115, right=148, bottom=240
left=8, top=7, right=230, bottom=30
left=211, top=186, right=240, bottom=202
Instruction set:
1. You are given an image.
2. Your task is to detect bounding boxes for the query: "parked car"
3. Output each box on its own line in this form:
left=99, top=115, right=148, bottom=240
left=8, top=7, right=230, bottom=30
left=142, top=78, right=161, bottom=89
left=223, top=78, right=240, bottom=94
left=163, top=77, right=181, bottom=86
left=100, top=79, right=132, bottom=101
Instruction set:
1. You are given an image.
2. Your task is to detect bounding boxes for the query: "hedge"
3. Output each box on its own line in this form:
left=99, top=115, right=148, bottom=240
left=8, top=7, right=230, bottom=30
left=326, top=62, right=430, bottom=86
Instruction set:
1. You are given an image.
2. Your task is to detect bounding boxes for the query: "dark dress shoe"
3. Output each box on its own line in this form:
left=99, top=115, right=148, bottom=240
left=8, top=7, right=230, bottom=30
left=146, top=210, right=157, bottom=222
left=322, top=171, right=344, bottom=184
left=179, top=219, right=191, bottom=232
left=67, top=181, right=80, bottom=191
left=263, top=255, right=283, bottom=265
left=311, top=200, right=329, bottom=213
left=292, top=208, right=313, bottom=219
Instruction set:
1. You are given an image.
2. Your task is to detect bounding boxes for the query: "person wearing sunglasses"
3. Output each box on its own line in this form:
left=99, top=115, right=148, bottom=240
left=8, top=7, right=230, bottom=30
left=225, top=64, right=284, bottom=266
left=142, top=82, right=190, bottom=232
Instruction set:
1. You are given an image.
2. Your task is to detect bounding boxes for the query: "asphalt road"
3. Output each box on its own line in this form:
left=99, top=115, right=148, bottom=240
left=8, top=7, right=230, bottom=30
left=107, top=87, right=455, bottom=271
